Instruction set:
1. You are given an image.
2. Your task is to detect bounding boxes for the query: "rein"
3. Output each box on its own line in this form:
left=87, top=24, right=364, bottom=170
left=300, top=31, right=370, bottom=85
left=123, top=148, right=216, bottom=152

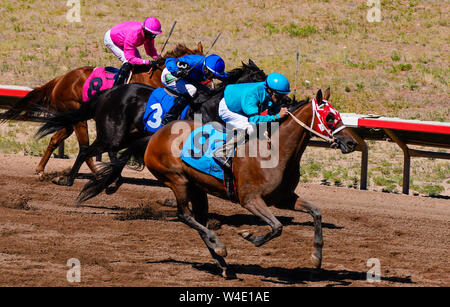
left=287, top=99, right=346, bottom=143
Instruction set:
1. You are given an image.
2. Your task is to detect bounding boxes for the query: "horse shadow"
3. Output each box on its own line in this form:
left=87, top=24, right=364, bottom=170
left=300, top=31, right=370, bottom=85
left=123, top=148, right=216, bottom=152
left=76, top=174, right=167, bottom=188
left=147, top=259, right=414, bottom=286
left=208, top=213, right=343, bottom=230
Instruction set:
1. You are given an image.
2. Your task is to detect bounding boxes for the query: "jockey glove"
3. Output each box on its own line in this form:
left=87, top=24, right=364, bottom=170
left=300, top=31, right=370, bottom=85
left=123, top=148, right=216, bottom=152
left=149, top=60, right=158, bottom=68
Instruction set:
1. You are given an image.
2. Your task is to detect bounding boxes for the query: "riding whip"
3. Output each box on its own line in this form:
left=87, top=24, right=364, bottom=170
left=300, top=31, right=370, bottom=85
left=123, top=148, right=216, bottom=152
left=175, top=32, right=222, bottom=82
left=149, top=21, right=177, bottom=77
left=293, top=52, right=299, bottom=102
left=160, top=21, right=177, bottom=55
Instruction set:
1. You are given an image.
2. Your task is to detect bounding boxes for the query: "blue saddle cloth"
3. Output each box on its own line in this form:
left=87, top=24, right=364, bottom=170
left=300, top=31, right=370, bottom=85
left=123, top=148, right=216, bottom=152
left=180, top=123, right=229, bottom=180
left=143, top=88, right=189, bottom=133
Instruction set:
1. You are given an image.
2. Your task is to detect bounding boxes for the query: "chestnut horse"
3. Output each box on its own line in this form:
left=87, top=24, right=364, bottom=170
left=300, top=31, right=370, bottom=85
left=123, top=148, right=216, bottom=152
left=85, top=88, right=358, bottom=278
left=1, top=42, right=204, bottom=178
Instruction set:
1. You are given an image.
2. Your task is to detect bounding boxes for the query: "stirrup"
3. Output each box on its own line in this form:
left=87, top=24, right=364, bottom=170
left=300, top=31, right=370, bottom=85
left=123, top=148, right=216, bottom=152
left=213, top=155, right=232, bottom=169
left=161, top=113, right=177, bottom=125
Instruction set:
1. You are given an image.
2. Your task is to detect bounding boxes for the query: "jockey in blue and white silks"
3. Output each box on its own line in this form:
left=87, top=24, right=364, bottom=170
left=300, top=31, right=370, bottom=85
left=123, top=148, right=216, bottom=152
left=213, top=72, right=290, bottom=168
left=160, top=54, right=228, bottom=124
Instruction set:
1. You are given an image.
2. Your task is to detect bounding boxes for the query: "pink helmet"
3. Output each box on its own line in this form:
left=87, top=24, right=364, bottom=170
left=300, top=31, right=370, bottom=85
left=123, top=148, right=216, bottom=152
left=143, top=17, right=162, bottom=35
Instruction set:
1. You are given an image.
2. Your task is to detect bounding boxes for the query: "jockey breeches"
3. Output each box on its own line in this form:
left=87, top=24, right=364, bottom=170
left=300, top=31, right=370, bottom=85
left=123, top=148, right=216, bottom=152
left=104, top=30, right=127, bottom=63
left=218, top=98, right=255, bottom=135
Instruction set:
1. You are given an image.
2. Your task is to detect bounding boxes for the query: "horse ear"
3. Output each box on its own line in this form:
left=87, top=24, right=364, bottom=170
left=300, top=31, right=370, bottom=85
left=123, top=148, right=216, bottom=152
left=324, top=87, right=331, bottom=100
left=197, top=42, right=204, bottom=54
left=316, top=89, right=323, bottom=103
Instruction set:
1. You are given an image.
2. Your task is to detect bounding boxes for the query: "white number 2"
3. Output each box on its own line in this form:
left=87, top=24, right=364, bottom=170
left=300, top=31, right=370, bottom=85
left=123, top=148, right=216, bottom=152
left=147, top=103, right=163, bottom=129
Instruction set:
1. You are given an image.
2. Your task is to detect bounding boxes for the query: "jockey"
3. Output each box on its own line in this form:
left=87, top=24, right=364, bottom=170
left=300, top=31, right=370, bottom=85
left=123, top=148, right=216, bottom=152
left=104, top=17, right=162, bottom=86
left=213, top=72, right=290, bottom=168
left=160, top=54, right=228, bottom=125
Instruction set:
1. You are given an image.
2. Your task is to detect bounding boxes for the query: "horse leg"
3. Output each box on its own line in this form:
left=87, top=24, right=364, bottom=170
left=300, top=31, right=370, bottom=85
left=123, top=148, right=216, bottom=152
left=292, top=198, right=323, bottom=269
left=105, top=150, right=123, bottom=195
left=173, top=183, right=229, bottom=277
left=73, top=121, right=98, bottom=174
left=189, top=188, right=234, bottom=278
left=240, top=197, right=283, bottom=247
left=35, top=127, right=74, bottom=179
left=52, top=139, right=105, bottom=186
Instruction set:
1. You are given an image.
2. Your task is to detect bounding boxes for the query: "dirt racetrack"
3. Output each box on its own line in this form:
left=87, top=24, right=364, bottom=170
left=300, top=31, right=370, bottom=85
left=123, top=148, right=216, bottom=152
left=0, top=153, right=448, bottom=287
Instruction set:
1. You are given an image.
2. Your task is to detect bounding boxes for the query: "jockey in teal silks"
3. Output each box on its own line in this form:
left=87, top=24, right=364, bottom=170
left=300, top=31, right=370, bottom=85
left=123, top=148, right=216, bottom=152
left=160, top=54, right=228, bottom=125
left=104, top=17, right=162, bottom=86
left=213, top=72, right=290, bottom=169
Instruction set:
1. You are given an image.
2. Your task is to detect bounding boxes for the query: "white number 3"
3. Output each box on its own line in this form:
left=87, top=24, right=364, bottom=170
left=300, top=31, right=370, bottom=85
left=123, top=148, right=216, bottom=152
left=147, top=103, right=163, bottom=129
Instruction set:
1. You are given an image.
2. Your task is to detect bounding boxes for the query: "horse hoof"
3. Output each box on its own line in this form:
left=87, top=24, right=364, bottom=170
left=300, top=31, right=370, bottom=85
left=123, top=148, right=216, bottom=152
left=238, top=229, right=253, bottom=240
left=52, top=176, right=72, bottom=186
left=36, top=171, right=45, bottom=181
left=105, top=185, right=119, bottom=195
left=222, top=269, right=237, bottom=280
left=311, top=253, right=322, bottom=269
left=214, top=246, right=227, bottom=258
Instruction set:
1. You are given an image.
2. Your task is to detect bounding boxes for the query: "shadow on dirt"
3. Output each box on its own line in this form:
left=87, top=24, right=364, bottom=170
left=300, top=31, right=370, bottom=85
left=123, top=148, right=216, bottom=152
left=208, top=213, right=343, bottom=230
left=147, top=259, right=414, bottom=286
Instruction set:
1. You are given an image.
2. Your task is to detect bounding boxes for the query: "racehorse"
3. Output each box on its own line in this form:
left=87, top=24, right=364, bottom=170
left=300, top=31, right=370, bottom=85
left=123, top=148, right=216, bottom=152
left=37, top=60, right=267, bottom=189
left=1, top=42, right=204, bottom=178
left=77, top=88, right=358, bottom=278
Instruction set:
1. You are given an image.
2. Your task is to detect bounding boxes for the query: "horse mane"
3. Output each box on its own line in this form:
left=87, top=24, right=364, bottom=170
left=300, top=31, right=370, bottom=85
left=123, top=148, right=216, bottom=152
left=133, top=44, right=201, bottom=73
left=196, top=59, right=266, bottom=100
left=163, top=43, right=197, bottom=59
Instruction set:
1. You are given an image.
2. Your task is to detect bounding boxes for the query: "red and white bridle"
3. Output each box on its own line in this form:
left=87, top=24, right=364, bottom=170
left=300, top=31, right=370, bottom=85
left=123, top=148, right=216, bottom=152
left=287, top=98, right=346, bottom=143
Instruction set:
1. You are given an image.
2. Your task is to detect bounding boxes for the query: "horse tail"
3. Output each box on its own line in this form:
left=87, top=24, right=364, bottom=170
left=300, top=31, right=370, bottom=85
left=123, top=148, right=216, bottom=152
left=35, top=94, right=99, bottom=139
left=76, top=136, right=151, bottom=204
left=0, top=77, right=60, bottom=123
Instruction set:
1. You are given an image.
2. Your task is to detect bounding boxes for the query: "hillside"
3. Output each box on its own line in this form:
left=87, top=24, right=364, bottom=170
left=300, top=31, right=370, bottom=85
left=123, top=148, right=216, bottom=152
left=1, top=0, right=448, bottom=120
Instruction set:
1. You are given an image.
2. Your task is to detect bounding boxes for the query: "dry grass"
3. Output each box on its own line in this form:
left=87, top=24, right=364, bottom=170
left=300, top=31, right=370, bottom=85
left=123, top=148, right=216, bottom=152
left=0, top=0, right=448, bottom=119
left=0, top=0, right=448, bottom=195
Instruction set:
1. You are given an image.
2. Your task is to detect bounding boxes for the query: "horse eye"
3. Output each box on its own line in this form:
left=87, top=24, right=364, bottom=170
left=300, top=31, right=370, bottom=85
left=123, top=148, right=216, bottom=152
left=326, top=113, right=335, bottom=123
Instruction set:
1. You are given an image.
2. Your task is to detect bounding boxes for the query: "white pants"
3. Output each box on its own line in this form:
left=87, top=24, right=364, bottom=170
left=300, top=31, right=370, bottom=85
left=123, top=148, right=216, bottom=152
left=104, top=30, right=127, bottom=63
left=218, top=98, right=255, bottom=135
left=161, top=68, right=197, bottom=97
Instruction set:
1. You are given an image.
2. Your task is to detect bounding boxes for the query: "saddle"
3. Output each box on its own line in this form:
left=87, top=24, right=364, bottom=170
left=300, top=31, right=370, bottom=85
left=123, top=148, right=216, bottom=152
left=180, top=122, right=239, bottom=203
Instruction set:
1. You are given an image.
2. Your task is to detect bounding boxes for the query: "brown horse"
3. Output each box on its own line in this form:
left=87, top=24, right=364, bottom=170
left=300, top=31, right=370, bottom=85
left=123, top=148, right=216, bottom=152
left=140, top=88, right=358, bottom=278
left=1, top=42, right=204, bottom=178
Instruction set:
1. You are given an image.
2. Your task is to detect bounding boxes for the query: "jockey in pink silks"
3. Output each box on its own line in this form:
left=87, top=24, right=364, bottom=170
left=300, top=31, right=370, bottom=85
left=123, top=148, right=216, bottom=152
left=104, top=17, right=162, bottom=85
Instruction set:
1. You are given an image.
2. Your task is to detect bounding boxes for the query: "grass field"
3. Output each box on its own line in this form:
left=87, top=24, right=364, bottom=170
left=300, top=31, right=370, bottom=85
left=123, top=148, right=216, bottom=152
left=0, top=0, right=449, bottom=195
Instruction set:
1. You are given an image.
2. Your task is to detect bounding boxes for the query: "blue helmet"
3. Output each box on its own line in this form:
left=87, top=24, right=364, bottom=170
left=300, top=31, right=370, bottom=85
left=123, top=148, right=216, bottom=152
left=204, top=54, right=228, bottom=78
left=265, top=72, right=291, bottom=94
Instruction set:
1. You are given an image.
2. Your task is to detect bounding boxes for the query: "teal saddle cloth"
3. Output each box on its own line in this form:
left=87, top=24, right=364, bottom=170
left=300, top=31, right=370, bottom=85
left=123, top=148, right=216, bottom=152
left=180, top=122, right=229, bottom=180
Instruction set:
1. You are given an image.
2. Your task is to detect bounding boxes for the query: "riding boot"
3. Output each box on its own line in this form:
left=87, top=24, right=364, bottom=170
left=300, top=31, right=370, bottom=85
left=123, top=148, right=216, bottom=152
left=161, top=94, right=192, bottom=125
left=113, top=62, right=133, bottom=86
left=213, top=129, right=246, bottom=169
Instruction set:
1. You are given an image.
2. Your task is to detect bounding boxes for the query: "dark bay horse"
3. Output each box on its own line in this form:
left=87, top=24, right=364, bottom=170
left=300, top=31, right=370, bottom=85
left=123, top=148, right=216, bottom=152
left=1, top=43, right=204, bottom=178
left=79, top=88, right=358, bottom=278
left=37, top=60, right=267, bottom=189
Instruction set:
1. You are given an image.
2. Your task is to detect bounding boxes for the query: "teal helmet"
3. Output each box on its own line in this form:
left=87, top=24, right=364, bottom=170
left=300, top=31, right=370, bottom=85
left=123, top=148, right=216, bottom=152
left=265, top=72, right=290, bottom=94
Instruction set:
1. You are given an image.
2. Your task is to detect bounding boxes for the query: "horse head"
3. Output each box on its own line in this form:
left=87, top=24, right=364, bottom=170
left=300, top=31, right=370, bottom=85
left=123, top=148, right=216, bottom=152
left=312, top=88, right=358, bottom=154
